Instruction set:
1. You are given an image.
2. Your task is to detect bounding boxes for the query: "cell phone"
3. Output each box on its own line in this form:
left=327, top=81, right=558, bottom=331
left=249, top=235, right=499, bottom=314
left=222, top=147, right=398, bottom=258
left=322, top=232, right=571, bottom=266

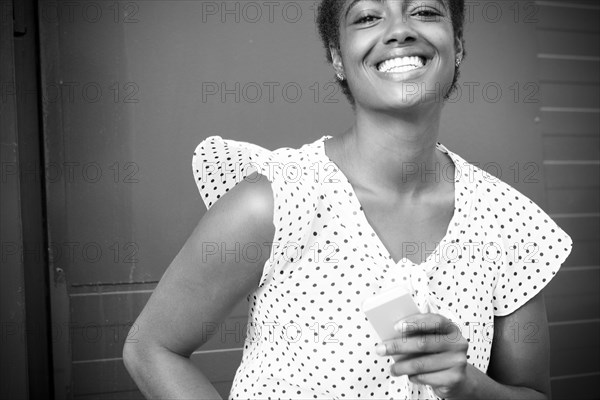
left=362, top=285, right=421, bottom=353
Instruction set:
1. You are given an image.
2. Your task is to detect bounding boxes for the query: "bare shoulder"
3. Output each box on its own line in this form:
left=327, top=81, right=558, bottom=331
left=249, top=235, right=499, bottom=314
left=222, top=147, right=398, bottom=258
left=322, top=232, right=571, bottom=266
left=204, top=171, right=275, bottom=243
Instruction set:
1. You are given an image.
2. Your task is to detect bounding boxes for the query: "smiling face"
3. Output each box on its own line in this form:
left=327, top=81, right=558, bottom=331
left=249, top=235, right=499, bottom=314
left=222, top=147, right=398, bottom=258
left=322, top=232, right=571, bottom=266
left=331, top=0, right=463, bottom=112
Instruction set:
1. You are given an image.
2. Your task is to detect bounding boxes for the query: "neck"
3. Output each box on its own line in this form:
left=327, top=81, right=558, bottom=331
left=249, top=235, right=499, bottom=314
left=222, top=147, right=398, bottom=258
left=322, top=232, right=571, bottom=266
left=336, top=105, right=449, bottom=198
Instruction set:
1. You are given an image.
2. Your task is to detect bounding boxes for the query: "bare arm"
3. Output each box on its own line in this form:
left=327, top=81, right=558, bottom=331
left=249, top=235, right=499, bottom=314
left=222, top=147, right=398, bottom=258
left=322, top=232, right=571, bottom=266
left=453, top=292, right=551, bottom=399
left=467, top=291, right=551, bottom=399
left=123, top=172, right=275, bottom=399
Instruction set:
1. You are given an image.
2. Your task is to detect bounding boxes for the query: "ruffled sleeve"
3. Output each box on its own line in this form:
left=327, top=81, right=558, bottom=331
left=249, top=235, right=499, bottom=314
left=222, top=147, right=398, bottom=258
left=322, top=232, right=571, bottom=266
left=488, top=181, right=573, bottom=316
left=191, top=135, right=318, bottom=288
left=192, top=135, right=277, bottom=211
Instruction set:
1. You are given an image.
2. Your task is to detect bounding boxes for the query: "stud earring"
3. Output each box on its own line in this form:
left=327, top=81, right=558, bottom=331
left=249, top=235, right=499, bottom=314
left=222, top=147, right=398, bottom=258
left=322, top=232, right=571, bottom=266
left=455, top=58, right=462, bottom=68
left=336, top=72, right=345, bottom=81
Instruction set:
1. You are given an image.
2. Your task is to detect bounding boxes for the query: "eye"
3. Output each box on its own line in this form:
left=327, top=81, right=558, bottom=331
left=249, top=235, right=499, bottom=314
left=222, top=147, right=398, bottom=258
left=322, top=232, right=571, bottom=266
left=412, top=8, right=442, bottom=20
left=354, top=14, right=379, bottom=24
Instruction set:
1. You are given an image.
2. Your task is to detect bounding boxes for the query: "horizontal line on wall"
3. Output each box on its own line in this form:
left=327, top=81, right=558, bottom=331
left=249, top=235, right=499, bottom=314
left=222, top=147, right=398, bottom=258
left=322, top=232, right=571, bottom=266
left=542, top=132, right=599, bottom=137
left=549, top=212, right=600, bottom=218
left=550, top=371, right=600, bottom=381
left=541, top=107, right=600, bottom=113
left=539, top=80, right=600, bottom=86
left=535, top=1, right=600, bottom=10
left=560, top=265, right=600, bottom=272
left=543, top=160, right=600, bottom=165
left=548, top=318, right=600, bottom=327
left=542, top=131, right=600, bottom=137
left=72, top=357, right=124, bottom=365
left=72, top=348, right=244, bottom=365
left=71, top=280, right=159, bottom=288
left=69, top=289, right=154, bottom=297
left=72, top=389, right=142, bottom=399
left=538, top=53, right=600, bottom=62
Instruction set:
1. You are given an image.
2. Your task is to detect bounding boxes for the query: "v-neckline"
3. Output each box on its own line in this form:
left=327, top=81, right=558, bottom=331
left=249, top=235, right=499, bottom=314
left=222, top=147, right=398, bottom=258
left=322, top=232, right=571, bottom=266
left=317, top=134, right=461, bottom=268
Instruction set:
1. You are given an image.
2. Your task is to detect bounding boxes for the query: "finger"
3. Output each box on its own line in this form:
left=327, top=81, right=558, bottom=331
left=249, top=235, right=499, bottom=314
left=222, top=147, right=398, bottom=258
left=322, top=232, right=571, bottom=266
left=377, top=333, right=468, bottom=356
left=394, top=313, right=456, bottom=335
left=389, top=352, right=428, bottom=363
left=407, top=366, right=467, bottom=398
left=391, top=352, right=467, bottom=377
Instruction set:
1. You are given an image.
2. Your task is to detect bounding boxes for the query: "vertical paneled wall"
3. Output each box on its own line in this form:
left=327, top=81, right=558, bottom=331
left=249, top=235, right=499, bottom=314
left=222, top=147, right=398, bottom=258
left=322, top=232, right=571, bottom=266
left=535, top=1, right=600, bottom=398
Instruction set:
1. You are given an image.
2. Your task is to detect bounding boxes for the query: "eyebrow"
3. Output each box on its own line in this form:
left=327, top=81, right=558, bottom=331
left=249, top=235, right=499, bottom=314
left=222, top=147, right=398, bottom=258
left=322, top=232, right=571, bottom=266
left=343, top=0, right=448, bottom=21
left=344, top=0, right=383, bottom=21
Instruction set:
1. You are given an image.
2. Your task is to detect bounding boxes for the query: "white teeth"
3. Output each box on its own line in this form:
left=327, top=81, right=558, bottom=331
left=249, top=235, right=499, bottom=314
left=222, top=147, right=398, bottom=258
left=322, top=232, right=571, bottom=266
left=377, top=56, right=424, bottom=73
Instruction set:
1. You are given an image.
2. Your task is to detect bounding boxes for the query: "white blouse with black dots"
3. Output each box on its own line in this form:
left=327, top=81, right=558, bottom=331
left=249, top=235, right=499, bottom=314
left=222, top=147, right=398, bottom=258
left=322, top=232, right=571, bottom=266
left=192, top=135, right=572, bottom=400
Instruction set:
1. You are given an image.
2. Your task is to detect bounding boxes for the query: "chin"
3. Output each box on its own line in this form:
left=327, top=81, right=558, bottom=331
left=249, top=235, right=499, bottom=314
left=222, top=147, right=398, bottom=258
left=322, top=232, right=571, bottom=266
left=353, top=75, right=453, bottom=112
left=359, top=89, right=446, bottom=113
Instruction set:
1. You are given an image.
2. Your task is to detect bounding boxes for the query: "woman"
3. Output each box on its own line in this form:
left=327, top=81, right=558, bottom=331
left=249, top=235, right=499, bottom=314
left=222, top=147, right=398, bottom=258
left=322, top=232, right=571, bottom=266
left=123, top=0, right=572, bottom=398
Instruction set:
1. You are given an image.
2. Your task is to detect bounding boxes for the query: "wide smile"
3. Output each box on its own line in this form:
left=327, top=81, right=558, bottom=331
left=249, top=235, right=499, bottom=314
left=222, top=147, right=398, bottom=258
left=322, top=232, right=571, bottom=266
left=372, top=55, right=430, bottom=80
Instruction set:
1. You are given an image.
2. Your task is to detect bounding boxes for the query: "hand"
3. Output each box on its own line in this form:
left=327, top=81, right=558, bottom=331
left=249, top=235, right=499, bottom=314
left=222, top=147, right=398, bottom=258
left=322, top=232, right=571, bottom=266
left=375, top=313, right=472, bottom=399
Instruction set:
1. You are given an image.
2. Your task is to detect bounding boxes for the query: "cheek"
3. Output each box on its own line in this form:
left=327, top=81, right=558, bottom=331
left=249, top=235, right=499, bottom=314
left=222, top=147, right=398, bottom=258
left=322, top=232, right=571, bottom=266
left=341, top=34, right=368, bottom=62
left=431, top=29, right=457, bottom=56
left=340, top=27, right=381, bottom=64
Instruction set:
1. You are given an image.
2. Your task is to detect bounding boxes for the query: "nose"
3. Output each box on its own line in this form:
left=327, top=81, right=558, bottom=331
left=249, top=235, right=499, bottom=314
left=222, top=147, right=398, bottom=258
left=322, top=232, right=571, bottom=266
left=382, top=13, right=418, bottom=45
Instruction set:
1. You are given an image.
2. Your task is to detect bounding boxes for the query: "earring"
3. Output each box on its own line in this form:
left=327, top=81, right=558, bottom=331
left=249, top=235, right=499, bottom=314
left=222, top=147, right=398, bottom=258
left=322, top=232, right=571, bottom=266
left=455, top=58, right=462, bottom=68
left=336, top=72, right=345, bottom=81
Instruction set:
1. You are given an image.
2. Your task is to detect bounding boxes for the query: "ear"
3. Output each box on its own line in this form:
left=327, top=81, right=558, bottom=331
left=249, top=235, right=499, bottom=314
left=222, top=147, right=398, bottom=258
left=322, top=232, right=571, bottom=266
left=454, top=36, right=464, bottom=62
left=329, top=45, right=344, bottom=74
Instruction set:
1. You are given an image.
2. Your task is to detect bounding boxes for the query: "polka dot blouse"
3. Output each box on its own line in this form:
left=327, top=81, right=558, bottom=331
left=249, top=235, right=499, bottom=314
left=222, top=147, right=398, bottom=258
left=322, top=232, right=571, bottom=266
left=192, top=135, right=573, bottom=400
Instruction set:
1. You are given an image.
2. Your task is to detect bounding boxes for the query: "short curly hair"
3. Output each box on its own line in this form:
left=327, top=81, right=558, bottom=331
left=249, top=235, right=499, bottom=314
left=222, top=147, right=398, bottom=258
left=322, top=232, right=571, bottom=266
left=316, top=0, right=467, bottom=107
